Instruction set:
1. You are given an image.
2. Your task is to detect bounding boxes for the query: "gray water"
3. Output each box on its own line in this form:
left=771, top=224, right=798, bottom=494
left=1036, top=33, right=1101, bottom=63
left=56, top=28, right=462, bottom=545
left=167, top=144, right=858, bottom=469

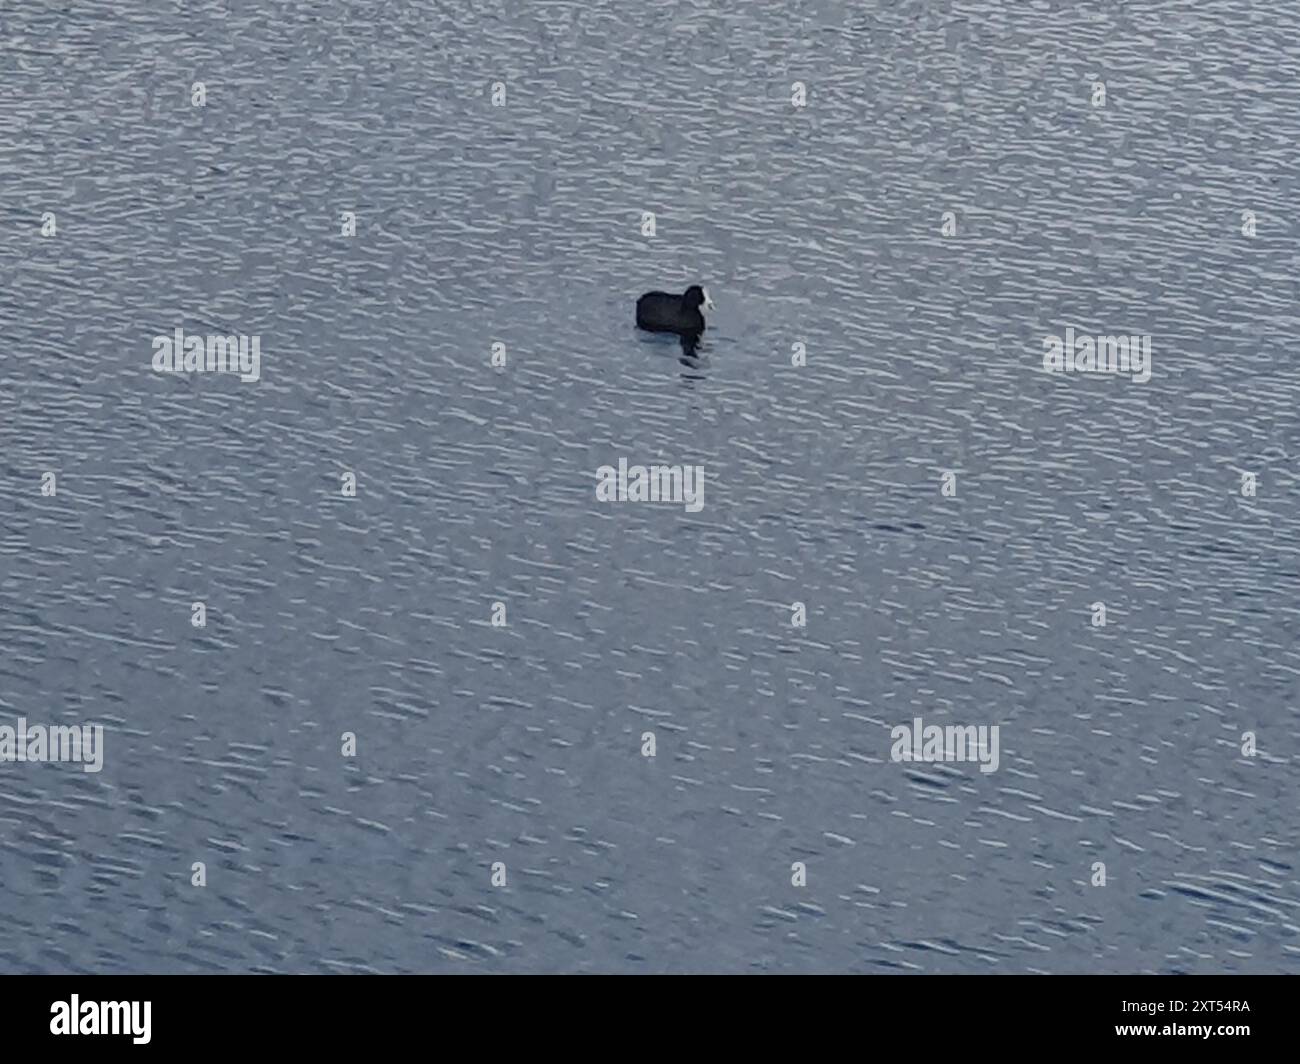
left=2, top=0, right=1298, bottom=974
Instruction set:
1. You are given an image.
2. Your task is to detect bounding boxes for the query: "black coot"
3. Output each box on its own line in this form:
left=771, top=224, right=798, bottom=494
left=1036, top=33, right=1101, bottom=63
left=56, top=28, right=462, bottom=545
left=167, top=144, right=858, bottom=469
left=636, top=285, right=714, bottom=356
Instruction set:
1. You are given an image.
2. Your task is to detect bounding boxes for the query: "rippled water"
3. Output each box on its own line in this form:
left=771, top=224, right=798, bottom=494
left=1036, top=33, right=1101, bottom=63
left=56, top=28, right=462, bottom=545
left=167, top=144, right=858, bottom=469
left=2, top=0, right=1298, bottom=973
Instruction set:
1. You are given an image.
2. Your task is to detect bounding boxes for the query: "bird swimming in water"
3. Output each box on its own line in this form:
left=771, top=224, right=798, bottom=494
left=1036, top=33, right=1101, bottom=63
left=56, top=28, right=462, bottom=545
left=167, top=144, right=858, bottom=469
left=636, top=285, right=714, bottom=357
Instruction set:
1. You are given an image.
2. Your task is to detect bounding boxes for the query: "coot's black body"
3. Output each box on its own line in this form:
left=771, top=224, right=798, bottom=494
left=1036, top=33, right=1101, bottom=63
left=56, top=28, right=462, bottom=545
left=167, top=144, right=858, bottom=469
left=636, top=286, right=714, bottom=356
left=636, top=285, right=711, bottom=332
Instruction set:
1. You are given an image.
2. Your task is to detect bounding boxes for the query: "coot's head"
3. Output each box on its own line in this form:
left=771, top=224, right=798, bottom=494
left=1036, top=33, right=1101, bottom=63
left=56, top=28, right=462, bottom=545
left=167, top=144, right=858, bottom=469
left=684, top=285, right=715, bottom=312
